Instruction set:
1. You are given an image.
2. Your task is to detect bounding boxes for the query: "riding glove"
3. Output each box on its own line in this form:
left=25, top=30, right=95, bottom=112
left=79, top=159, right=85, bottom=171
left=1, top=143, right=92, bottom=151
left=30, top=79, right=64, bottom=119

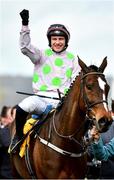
left=20, top=9, right=29, bottom=26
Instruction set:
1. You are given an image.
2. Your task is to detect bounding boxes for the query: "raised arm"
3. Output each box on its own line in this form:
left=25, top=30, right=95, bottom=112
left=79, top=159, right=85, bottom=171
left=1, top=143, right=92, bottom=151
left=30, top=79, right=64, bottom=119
left=19, top=9, right=41, bottom=64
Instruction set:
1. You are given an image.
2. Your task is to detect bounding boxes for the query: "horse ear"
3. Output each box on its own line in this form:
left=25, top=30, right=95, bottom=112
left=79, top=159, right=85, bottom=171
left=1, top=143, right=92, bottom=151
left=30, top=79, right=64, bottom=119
left=77, top=56, right=89, bottom=73
left=99, top=56, right=107, bottom=72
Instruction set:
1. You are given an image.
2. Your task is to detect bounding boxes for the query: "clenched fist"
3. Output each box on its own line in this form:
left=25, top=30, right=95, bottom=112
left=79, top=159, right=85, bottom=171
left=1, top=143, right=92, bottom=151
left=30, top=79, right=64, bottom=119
left=20, top=9, right=29, bottom=25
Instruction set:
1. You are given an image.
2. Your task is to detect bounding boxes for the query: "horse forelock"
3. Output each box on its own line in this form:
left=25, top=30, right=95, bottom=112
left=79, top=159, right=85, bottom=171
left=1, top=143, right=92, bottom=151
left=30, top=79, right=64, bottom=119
left=88, top=65, right=99, bottom=72
left=88, top=65, right=107, bottom=83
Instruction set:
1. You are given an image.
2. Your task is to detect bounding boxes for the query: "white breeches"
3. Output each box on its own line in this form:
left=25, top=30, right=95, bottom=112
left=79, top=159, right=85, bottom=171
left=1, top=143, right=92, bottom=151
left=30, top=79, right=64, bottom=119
left=19, top=95, right=59, bottom=114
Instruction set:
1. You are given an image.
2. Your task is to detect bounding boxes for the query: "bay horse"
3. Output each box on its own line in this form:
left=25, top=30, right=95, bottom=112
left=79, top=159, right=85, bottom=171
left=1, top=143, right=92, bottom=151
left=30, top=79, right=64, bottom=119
left=10, top=57, right=112, bottom=179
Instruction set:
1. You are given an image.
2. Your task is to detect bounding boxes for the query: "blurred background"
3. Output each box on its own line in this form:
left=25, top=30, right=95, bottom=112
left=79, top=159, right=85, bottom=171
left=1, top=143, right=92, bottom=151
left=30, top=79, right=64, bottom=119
left=0, top=0, right=114, bottom=110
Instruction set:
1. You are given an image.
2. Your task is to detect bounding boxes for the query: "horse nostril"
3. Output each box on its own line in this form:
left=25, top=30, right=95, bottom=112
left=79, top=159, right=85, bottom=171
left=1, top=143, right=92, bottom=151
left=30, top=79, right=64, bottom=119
left=98, top=117, right=112, bottom=132
left=99, top=118, right=106, bottom=126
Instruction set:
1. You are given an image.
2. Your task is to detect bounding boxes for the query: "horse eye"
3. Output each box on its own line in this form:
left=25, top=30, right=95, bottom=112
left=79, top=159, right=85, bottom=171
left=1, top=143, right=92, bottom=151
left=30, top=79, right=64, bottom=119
left=86, top=84, right=92, bottom=90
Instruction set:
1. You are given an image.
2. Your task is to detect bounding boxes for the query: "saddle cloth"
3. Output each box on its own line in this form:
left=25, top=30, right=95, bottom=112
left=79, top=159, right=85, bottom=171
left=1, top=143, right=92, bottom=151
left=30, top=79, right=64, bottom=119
left=19, top=118, right=37, bottom=157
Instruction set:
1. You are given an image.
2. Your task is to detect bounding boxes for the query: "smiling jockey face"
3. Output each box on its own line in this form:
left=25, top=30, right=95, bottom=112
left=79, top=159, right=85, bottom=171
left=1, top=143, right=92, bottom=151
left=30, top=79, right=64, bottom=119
left=47, top=24, right=70, bottom=53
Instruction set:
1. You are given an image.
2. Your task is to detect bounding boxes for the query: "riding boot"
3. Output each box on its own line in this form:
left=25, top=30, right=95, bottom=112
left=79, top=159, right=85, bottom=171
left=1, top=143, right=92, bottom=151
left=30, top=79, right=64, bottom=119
left=10, top=105, right=28, bottom=152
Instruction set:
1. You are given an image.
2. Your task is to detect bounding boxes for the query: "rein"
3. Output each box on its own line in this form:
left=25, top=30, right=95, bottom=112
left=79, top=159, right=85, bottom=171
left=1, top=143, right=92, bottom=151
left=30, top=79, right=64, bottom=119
left=52, top=109, right=86, bottom=148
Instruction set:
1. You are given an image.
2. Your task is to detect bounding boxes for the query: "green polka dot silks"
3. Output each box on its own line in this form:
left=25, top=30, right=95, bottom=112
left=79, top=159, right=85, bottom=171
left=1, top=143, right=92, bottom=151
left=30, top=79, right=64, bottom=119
left=45, top=49, right=53, bottom=56
left=66, top=68, right=72, bottom=78
left=55, top=58, right=63, bottom=67
left=42, top=65, right=51, bottom=74
left=33, top=73, right=39, bottom=83
left=67, top=52, right=74, bottom=59
left=40, top=85, right=48, bottom=91
left=32, top=48, right=80, bottom=95
left=52, top=77, right=62, bottom=86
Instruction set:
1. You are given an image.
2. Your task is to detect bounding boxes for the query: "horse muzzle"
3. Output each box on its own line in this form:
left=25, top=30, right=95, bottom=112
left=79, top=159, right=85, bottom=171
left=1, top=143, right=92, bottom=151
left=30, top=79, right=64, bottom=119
left=95, top=116, right=113, bottom=132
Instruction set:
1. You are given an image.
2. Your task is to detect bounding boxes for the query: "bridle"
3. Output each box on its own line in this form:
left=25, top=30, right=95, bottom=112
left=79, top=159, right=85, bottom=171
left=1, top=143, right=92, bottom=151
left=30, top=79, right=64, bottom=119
left=38, top=71, right=108, bottom=157
left=52, top=71, right=108, bottom=137
left=81, top=72, right=108, bottom=113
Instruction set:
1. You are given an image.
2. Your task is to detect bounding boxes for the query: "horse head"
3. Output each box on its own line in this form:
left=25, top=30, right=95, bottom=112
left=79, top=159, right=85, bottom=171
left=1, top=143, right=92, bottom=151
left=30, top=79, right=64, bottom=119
left=78, top=56, right=112, bottom=133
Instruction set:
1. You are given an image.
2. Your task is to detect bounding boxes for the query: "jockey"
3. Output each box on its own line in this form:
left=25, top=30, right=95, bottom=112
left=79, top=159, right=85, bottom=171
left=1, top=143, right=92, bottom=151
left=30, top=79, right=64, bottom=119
left=11, top=9, right=81, bottom=149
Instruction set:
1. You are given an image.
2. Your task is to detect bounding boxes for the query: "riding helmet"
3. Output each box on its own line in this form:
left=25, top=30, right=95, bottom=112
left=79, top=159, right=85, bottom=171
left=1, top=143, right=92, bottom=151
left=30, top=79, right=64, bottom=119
left=47, top=24, right=70, bottom=48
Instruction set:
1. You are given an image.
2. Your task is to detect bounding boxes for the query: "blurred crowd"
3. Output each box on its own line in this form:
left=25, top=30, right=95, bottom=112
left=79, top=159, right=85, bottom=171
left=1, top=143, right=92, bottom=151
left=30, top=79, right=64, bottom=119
left=0, top=106, right=15, bottom=179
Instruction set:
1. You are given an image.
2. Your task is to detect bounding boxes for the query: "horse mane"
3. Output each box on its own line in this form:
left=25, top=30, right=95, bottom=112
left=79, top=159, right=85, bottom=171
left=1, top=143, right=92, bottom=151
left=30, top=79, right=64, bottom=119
left=62, top=74, right=80, bottom=103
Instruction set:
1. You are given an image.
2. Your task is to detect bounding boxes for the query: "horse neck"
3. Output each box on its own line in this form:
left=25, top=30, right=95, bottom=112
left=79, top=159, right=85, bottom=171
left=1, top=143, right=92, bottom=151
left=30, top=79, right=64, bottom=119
left=57, top=76, right=84, bottom=134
